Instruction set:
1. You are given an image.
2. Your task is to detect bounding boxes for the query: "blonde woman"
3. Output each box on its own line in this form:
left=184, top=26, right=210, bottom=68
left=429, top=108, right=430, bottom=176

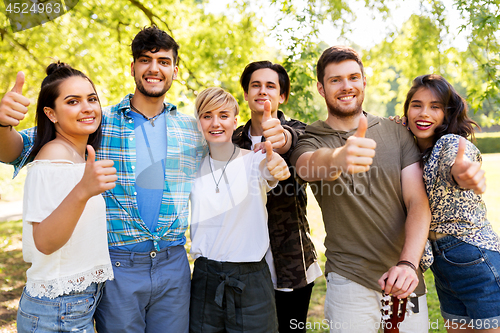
left=189, top=87, right=290, bottom=333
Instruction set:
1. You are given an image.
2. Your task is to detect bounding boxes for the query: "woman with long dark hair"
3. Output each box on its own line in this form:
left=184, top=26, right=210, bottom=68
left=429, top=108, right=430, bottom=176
left=16, top=62, right=116, bottom=332
left=403, top=74, right=500, bottom=332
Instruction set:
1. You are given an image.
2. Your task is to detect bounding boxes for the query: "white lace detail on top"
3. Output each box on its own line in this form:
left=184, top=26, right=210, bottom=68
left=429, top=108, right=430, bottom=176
left=26, top=264, right=114, bottom=299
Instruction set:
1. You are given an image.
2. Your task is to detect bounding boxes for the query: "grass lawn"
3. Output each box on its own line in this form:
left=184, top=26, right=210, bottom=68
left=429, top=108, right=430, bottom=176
left=0, top=220, right=27, bottom=333
left=0, top=154, right=499, bottom=332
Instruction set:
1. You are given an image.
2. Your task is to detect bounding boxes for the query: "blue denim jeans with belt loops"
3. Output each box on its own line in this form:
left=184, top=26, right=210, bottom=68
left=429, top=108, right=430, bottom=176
left=431, top=235, right=500, bottom=329
left=17, top=282, right=104, bottom=333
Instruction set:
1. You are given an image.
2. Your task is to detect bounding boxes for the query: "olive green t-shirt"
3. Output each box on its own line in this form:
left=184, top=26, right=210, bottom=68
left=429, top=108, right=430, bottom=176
left=290, top=113, right=425, bottom=295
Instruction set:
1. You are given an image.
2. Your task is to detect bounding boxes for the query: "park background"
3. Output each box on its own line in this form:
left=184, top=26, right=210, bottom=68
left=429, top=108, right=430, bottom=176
left=0, top=0, right=499, bottom=331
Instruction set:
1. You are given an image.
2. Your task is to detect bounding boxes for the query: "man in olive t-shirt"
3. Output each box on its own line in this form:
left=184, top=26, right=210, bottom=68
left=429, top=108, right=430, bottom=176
left=291, top=46, right=431, bottom=332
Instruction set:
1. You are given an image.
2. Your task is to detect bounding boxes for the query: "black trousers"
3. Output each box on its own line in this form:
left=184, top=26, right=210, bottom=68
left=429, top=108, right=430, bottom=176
left=190, top=257, right=278, bottom=333
left=275, top=282, right=314, bottom=333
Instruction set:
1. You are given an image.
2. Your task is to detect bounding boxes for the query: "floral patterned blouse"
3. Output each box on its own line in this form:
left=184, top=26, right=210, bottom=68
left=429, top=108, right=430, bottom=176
left=420, top=134, right=500, bottom=271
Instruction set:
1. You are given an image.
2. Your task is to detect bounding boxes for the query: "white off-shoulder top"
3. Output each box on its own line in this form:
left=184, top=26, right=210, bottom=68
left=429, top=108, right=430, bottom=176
left=22, top=160, right=113, bottom=299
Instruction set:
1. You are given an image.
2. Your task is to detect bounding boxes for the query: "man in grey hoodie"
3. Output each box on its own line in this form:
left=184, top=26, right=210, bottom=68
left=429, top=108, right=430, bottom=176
left=290, top=46, right=431, bottom=332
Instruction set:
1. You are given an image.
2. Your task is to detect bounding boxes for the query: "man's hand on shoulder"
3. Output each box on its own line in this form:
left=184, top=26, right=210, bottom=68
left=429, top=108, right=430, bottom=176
left=388, top=115, right=408, bottom=127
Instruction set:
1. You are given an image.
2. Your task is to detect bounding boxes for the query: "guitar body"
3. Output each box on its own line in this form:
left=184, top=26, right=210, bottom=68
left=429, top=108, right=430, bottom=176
left=381, top=295, right=408, bottom=333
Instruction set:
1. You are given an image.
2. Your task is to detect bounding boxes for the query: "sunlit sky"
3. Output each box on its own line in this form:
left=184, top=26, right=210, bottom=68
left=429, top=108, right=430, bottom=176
left=205, top=0, right=468, bottom=52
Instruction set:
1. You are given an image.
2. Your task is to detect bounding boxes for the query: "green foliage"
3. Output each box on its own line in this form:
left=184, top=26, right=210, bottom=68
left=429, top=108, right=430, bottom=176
left=0, top=219, right=28, bottom=331
left=0, top=163, right=24, bottom=200
left=361, top=0, right=500, bottom=121
left=281, top=40, right=326, bottom=122
left=0, top=0, right=498, bottom=126
left=270, top=0, right=500, bottom=124
left=0, top=0, right=271, bottom=126
left=455, top=0, right=500, bottom=117
left=475, top=132, right=500, bottom=154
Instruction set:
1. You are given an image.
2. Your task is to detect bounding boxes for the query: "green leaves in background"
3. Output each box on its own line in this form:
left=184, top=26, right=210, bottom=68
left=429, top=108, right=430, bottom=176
left=0, top=0, right=498, bottom=127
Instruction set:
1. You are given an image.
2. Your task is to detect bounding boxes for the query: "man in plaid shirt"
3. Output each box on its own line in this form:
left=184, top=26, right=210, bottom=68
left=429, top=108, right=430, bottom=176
left=0, top=26, right=204, bottom=332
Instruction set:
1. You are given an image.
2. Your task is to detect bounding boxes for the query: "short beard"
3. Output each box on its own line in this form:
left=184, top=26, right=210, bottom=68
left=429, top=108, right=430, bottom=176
left=325, top=92, right=364, bottom=119
left=134, top=76, right=171, bottom=98
left=326, top=103, right=362, bottom=119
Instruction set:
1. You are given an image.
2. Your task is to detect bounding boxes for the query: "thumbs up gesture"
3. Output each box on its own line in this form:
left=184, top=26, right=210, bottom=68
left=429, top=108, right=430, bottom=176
left=264, top=140, right=290, bottom=181
left=79, top=145, right=117, bottom=199
left=0, top=72, right=31, bottom=127
left=451, top=137, right=486, bottom=194
left=261, top=100, right=287, bottom=151
left=335, top=116, right=377, bottom=174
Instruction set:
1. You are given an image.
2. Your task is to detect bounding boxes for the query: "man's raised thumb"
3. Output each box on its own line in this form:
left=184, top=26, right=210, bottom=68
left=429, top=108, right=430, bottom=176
left=354, top=115, right=368, bottom=138
left=265, top=140, right=273, bottom=162
left=11, top=71, right=25, bottom=94
left=262, top=100, right=272, bottom=122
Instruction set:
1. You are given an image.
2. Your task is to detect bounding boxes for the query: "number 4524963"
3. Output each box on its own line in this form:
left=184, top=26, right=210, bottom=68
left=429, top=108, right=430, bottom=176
left=5, top=2, right=61, bottom=14
left=445, top=319, right=499, bottom=330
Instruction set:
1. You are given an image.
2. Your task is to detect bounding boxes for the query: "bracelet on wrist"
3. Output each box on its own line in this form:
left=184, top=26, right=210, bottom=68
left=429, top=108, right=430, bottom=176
left=397, top=260, right=417, bottom=271
left=0, top=123, right=12, bottom=130
left=280, top=131, right=288, bottom=149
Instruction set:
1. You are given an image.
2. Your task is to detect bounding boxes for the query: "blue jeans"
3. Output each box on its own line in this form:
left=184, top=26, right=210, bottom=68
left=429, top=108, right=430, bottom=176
left=17, top=282, right=103, bottom=333
left=431, top=235, right=500, bottom=329
left=94, top=245, right=191, bottom=333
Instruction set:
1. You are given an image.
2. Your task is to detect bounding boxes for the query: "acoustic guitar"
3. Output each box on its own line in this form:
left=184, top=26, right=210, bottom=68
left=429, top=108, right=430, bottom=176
left=380, top=294, right=414, bottom=333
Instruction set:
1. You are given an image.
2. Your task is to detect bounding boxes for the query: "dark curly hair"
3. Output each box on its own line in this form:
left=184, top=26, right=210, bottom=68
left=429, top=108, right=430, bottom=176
left=131, top=26, right=179, bottom=65
left=403, top=74, right=478, bottom=158
left=30, top=61, right=102, bottom=160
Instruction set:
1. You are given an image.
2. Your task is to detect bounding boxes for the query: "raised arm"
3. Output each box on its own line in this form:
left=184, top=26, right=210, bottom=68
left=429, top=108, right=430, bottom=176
left=262, top=140, right=290, bottom=181
left=32, top=145, right=117, bottom=255
left=0, top=72, right=30, bottom=163
left=295, top=116, right=376, bottom=182
left=378, top=162, right=431, bottom=298
left=261, top=100, right=291, bottom=155
left=451, top=137, right=486, bottom=194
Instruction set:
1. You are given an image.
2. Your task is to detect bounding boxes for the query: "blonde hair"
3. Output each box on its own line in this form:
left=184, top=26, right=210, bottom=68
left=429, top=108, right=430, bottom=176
left=195, top=87, right=239, bottom=118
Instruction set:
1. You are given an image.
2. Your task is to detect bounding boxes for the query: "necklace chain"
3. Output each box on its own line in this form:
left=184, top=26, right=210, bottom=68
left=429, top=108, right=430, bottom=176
left=208, top=145, right=236, bottom=193
left=130, top=103, right=164, bottom=127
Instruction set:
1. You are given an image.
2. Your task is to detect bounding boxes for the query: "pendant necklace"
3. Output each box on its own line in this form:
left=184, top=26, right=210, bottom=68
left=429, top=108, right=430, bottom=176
left=209, top=145, right=236, bottom=193
left=130, top=103, right=164, bottom=127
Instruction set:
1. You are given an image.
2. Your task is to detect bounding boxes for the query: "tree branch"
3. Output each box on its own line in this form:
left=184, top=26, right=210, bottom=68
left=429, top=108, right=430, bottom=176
left=0, top=27, right=45, bottom=68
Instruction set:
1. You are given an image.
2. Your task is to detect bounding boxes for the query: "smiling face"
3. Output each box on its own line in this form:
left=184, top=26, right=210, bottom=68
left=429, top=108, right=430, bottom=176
left=44, top=76, right=102, bottom=137
left=406, top=87, right=445, bottom=151
left=317, top=60, right=366, bottom=119
left=198, top=105, right=238, bottom=145
left=131, top=48, right=178, bottom=98
left=244, top=68, right=285, bottom=116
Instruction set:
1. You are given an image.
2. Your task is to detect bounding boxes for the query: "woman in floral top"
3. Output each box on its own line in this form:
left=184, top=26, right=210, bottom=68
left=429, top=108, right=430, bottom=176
left=403, top=74, right=500, bottom=332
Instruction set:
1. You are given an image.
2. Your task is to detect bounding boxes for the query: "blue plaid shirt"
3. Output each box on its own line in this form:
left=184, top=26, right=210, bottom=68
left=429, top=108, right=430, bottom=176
left=11, top=94, right=205, bottom=250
